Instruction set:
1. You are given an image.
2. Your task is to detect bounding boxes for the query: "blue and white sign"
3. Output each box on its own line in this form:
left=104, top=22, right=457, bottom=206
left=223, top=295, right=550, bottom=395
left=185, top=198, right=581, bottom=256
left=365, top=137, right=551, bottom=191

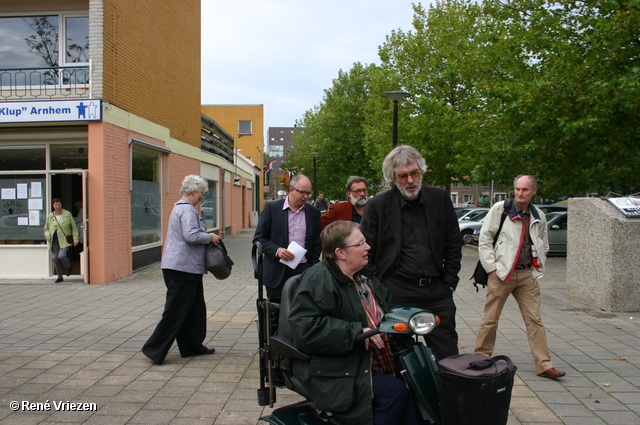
left=0, top=100, right=102, bottom=123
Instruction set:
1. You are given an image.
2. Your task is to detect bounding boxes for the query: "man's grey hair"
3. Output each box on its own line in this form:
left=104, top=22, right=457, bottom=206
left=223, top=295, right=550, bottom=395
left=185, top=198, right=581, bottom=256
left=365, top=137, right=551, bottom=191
left=382, top=145, right=428, bottom=184
left=179, top=175, right=208, bottom=195
left=513, top=175, right=538, bottom=190
left=345, top=176, right=367, bottom=192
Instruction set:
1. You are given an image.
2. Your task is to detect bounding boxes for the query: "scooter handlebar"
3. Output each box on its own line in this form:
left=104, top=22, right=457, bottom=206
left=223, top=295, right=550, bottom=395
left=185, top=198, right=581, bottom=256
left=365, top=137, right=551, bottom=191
left=355, top=327, right=380, bottom=344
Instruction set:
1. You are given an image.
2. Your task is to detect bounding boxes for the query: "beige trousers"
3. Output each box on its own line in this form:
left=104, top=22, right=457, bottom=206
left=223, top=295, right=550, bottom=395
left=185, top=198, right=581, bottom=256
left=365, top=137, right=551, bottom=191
left=474, top=269, right=553, bottom=374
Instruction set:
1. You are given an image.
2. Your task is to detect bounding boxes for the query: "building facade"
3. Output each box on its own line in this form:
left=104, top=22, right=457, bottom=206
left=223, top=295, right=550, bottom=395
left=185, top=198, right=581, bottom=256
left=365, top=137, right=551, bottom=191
left=264, top=126, right=304, bottom=200
left=0, top=0, right=257, bottom=284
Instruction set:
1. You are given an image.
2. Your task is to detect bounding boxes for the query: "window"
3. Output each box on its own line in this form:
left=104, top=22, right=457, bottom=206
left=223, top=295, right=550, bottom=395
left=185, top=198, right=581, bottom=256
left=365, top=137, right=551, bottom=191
left=450, top=193, right=458, bottom=204
left=269, top=145, right=283, bottom=157
left=131, top=146, right=161, bottom=247
left=50, top=144, right=88, bottom=170
left=0, top=145, right=46, bottom=171
left=0, top=14, right=89, bottom=85
left=452, top=182, right=459, bottom=188
left=494, top=193, right=506, bottom=202
left=201, top=180, right=217, bottom=230
left=238, top=120, right=252, bottom=135
left=0, top=174, right=46, bottom=244
left=463, top=194, right=473, bottom=203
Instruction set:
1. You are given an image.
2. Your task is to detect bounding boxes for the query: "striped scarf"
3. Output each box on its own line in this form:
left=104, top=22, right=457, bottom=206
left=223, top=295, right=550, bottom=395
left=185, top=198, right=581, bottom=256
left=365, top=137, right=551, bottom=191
left=354, top=274, right=396, bottom=377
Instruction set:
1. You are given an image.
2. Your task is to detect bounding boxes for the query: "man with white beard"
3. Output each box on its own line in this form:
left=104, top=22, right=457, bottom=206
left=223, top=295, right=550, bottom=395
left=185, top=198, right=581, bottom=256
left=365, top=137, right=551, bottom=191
left=320, top=176, right=368, bottom=228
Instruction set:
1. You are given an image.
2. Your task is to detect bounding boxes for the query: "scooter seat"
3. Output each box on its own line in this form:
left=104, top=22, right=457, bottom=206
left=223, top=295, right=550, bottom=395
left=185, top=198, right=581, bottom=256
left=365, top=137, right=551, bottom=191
left=270, top=335, right=310, bottom=362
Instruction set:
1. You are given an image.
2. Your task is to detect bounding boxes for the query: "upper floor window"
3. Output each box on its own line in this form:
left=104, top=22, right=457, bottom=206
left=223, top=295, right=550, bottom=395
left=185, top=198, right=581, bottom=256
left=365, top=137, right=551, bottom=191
left=238, top=120, right=252, bottom=135
left=269, top=145, right=283, bottom=157
left=0, top=14, right=89, bottom=69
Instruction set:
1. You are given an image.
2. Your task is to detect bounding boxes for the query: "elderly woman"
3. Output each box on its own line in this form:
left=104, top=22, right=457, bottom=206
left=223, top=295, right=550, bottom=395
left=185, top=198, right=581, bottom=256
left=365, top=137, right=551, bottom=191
left=44, top=198, right=79, bottom=283
left=288, top=221, right=420, bottom=425
left=142, top=175, right=221, bottom=364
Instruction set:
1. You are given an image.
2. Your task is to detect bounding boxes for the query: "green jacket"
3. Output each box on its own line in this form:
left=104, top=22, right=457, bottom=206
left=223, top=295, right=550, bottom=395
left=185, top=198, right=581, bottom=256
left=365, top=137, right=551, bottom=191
left=43, top=209, right=78, bottom=251
left=288, top=259, right=392, bottom=425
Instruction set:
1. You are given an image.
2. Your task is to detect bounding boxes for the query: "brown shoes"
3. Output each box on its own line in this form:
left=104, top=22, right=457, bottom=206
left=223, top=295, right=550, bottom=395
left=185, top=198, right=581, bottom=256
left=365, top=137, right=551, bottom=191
left=537, top=367, right=566, bottom=379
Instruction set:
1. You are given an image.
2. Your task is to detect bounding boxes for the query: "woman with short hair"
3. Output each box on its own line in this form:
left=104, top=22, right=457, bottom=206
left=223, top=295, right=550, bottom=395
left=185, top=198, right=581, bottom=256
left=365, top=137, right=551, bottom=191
left=142, top=175, right=221, bottom=364
left=44, top=198, right=78, bottom=283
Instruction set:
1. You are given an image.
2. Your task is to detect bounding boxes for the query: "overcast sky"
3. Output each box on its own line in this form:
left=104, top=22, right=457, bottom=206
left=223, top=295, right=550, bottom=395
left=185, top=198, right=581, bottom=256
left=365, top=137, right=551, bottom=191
left=201, top=0, right=421, bottom=132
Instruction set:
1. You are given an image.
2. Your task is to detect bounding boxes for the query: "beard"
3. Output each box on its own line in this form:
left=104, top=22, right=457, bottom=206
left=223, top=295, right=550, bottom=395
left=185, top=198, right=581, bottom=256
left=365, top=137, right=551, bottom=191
left=350, top=194, right=368, bottom=207
left=397, top=183, right=420, bottom=200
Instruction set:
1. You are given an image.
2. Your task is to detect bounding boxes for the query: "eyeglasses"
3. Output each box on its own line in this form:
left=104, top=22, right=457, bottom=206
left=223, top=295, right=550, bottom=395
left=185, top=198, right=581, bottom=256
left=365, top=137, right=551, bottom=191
left=350, top=188, right=367, bottom=195
left=395, top=169, right=422, bottom=182
left=291, top=186, right=313, bottom=197
left=345, top=238, right=367, bottom=249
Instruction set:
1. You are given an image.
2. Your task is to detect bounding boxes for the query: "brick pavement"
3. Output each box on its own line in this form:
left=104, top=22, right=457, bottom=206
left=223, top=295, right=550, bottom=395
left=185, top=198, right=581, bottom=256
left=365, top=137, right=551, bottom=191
left=0, top=228, right=638, bottom=424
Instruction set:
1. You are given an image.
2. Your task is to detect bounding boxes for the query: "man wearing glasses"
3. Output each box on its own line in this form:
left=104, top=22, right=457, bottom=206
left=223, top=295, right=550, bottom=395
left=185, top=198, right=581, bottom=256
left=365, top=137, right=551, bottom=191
left=360, top=145, right=462, bottom=361
left=320, top=176, right=369, bottom=229
left=253, top=174, right=322, bottom=301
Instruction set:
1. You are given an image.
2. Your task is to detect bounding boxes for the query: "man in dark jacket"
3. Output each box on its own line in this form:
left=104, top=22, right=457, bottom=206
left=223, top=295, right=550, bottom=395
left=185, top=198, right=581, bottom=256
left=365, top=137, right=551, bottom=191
left=253, top=174, right=322, bottom=301
left=289, top=221, right=419, bottom=425
left=360, top=145, right=462, bottom=360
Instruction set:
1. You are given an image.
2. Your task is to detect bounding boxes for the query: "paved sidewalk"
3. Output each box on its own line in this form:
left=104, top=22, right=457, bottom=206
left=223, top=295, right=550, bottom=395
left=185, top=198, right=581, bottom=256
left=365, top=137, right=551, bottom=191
left=0, top=229, right=638, bottom=424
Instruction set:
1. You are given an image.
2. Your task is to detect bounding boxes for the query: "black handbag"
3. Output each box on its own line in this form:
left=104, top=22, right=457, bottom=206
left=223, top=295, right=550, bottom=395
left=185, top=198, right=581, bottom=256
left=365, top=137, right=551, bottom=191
left=471, top=199, right=512, bottom=291
left=205, top=240, right=234, bottom=279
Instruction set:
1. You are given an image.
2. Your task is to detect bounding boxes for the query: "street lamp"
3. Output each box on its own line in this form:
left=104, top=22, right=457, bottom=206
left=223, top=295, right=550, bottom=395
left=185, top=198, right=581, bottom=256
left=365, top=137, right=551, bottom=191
left=381, top=90, right=411, bottom=148
left=309, top=152, right=320, bottom=200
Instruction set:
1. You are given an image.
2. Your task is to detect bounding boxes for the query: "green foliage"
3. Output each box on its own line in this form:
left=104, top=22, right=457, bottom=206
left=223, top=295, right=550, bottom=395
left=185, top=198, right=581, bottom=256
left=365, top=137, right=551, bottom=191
left=289, top=0, right=640, bottom=197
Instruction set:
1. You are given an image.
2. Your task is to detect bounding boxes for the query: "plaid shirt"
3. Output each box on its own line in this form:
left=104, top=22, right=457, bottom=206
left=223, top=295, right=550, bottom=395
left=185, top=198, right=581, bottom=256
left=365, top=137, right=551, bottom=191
left=354, top=274, right=396, bottom=377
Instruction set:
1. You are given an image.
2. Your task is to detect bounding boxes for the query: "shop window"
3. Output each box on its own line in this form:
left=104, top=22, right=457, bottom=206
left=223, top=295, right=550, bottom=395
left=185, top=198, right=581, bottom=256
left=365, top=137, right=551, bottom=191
left=131, top=146, right=161, bottom=247
left=50, top=144, right=88, bottom=170
left=0, top=145, right=46, bottom=171
left=0, top=174, right=46, bottom=244
left=201, top=180, right=217, bottom=230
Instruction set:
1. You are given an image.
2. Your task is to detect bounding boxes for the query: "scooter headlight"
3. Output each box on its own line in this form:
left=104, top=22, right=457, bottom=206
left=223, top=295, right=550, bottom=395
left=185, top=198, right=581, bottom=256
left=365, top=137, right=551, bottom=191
left=409, top=312, right=438, bottom=335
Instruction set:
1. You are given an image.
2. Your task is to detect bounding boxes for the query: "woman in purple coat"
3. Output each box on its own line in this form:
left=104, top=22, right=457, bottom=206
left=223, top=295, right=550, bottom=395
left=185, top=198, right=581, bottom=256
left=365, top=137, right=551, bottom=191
left=142, top=175, right=221, bottom=364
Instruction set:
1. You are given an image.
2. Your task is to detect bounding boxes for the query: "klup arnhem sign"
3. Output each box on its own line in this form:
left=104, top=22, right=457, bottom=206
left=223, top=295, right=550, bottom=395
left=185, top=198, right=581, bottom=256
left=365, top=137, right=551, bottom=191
left=0, top=100, right=102, bottom=124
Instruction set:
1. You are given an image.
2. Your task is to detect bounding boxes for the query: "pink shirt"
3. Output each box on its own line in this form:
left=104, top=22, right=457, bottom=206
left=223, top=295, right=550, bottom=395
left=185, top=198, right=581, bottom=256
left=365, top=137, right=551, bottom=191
left=283, top=196, right=307, bottom=263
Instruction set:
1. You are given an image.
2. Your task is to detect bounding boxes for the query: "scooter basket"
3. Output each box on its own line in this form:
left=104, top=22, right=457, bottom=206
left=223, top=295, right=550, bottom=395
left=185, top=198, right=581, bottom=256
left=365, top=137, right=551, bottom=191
left=437, top=354, right=516, bottom=425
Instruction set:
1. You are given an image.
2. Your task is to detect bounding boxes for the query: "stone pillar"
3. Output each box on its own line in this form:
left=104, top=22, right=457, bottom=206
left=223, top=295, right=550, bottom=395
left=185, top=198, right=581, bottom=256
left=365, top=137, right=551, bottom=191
left=567, top=198, right=640, bottom=311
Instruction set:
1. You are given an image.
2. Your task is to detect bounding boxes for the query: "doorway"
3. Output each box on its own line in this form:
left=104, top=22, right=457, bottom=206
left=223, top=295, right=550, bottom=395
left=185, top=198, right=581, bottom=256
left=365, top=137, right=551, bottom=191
left=50, top=173, right=85, bottom=278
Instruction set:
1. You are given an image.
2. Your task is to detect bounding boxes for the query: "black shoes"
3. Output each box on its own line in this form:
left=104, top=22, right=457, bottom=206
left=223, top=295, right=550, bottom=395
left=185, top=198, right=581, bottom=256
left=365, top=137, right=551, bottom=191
left=55, top=276, right=63, bottom=283
left=181, top=347, right=216, bottom=358
left=66, top=268, right=72, bottom=276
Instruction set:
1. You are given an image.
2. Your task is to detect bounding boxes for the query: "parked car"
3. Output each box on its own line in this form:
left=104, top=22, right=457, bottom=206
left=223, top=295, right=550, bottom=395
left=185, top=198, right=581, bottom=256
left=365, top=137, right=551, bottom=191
left=457, top=207, right=489, bottom=222
left=535, top=205, right=568, bottom=214
left=459, top=210, right=488, bottom=244
left=471, top=211, right=568, bottom=254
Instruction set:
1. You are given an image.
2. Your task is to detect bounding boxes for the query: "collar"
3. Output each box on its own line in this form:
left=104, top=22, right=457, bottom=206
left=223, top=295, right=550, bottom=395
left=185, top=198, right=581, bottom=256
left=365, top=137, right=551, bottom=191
left=283, top=196, right=305, bottom=212
left=175, top=198, right=190, bottom=206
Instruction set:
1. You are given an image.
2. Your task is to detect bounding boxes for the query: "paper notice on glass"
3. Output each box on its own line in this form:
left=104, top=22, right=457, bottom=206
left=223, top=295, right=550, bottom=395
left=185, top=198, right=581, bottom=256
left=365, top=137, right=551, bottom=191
left=28, top=198, right=43, bottom=210
left=31, top=182, right=42, bottom=198
left=18, top=217, right=29, bottom=226
left=17, top=183, right=28, bottom=199
left=29, top=210, right=40, bottom=226
left=2, top=188, right=16, bottom=199
left=279, top=241, right=307, bottom=270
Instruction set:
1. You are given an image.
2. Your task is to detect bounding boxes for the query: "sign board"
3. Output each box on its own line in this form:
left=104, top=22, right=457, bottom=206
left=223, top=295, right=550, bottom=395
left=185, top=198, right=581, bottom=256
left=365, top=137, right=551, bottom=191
left=0, top=100, right=102, bottom=123
left=607, top=196, right=640, bottom=218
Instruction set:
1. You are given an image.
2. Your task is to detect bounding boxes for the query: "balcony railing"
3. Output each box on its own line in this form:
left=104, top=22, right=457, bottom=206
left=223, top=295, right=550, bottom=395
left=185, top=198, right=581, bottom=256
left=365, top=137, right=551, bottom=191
left=0, top=63, right=92, bottom=101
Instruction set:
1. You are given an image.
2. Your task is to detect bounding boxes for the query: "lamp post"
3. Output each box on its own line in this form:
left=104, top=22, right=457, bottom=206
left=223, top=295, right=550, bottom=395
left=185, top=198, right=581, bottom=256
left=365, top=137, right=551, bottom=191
left=309, top=152, right=320, bottom=201
left=381, top=90, right=411, bottom=148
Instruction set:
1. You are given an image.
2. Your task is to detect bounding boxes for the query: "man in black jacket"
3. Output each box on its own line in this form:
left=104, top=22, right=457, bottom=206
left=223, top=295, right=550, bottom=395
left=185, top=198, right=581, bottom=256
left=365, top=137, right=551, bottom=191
left=360, top=145, right=462, bottom=360
left=253, top=174, right=322, bottom=301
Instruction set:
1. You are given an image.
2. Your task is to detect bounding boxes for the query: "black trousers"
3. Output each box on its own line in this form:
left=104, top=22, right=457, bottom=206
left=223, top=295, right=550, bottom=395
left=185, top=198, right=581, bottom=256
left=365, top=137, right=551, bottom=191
left=384, top=274, right=459, bottom=361
left=142, top=269, right=208, bottom=364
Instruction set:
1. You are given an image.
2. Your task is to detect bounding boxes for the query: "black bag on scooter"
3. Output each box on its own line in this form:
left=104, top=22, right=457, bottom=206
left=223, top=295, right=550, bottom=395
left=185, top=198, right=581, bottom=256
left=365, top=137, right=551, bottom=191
left=437, top=353, right=516, bottom=425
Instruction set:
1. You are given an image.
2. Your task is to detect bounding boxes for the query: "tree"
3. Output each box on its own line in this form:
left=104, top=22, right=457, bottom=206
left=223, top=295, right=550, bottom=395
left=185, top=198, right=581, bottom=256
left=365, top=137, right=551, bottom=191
left=284, top=63, right=381, bottom=201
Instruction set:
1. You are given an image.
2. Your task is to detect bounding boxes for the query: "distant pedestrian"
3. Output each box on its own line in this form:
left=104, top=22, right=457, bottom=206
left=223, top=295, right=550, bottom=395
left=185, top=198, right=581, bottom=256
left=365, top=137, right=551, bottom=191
left=475, top=175, right=566, bottom=379
left=313, top=192, right=330, bottom=212
left=43, top=198, right=78, bottom=283
left=142, top=175, right=220, bottom=364
left=320, top=176, right=368, bottom=228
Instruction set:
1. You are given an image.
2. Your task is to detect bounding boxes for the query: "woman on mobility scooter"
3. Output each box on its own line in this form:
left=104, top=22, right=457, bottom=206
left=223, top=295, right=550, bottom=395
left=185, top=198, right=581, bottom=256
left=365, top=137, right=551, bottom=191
left=287, top=221, right=421, bottom=425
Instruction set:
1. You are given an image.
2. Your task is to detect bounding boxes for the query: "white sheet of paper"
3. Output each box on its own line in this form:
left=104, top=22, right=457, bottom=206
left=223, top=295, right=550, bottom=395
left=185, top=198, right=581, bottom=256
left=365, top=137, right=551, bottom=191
left=279, top=241, right=307, bottom=270
left=28, top=198, right=43, bottom=210
left=29, top=210, right=40, bottom=226
left=31, top=182, right=42, bottom=198
left=17, top=183, right=28, bottom=199
left=18, top=217, right=29, bottom=226
left=2, top=188, right=16, bottom=199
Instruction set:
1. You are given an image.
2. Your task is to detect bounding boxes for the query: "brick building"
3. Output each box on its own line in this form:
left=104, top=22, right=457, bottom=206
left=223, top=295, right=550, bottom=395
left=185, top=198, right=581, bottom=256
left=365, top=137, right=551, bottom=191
left=0, top=0, right=257, bottom=283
